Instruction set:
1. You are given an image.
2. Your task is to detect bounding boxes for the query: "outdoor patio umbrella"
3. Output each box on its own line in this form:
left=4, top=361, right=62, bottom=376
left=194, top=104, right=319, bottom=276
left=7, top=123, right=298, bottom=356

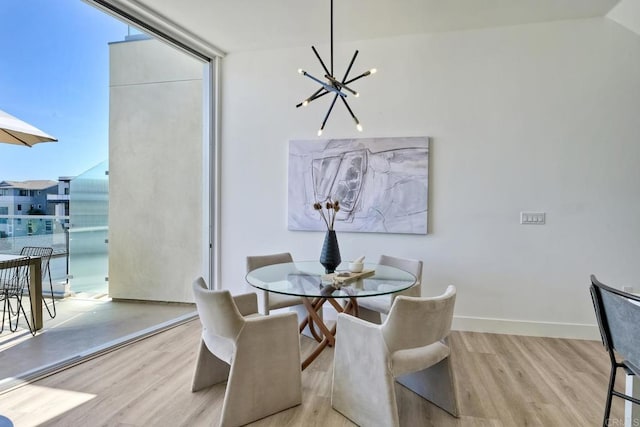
left=0, top=108, right=57, bottom=147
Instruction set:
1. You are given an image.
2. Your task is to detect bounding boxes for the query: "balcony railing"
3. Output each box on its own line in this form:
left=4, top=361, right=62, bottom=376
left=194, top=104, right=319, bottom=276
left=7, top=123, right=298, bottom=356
left=0, top=214, right=108, bottom=296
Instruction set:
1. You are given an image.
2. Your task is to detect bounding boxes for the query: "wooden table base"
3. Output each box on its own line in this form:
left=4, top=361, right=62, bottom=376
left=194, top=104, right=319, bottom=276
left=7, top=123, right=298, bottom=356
left=299, top=296, right=358, bottom=370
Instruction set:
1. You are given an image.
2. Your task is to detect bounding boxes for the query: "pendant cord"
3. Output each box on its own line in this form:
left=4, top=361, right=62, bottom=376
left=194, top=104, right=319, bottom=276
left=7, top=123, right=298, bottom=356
left=330, top=0, right=334, bottom=76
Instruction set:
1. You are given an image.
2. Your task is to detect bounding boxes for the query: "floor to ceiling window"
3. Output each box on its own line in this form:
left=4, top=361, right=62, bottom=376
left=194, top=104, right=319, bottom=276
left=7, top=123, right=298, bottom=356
left=0, top=0, right=214, bottom=388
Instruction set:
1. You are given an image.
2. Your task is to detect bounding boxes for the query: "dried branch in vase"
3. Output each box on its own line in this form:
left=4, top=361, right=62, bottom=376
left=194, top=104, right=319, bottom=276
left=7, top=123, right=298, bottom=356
left=313, top=198, right=340, bottom=230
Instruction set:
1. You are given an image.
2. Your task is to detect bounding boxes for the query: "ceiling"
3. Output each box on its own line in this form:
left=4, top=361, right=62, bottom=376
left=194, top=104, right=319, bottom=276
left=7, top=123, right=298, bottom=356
left=128, top=0, right=621, bottom=53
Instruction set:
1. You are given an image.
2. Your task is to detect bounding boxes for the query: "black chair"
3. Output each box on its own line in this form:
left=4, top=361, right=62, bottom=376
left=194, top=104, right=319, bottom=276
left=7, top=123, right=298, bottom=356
left=590, top=274, right=640, bottom=426
left=20, top=246, right=56, bottom=318
left=1, top=256, right=36, bottom=335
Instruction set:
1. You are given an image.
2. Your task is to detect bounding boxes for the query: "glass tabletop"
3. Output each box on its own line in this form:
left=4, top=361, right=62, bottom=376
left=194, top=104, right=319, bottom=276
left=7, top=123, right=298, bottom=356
left=246, top=261, right=417, bottom=299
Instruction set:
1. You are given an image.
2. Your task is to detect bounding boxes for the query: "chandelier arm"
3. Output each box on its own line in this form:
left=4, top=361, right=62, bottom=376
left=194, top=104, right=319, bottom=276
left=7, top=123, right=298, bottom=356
left=320, top=93, right=340, bottom=133
left=341, top=50, right=359, bottom=83
left=339, top=96, right=360, bottom=126
left=309, top=89, right=331, bottom=103
left=296, top=87, right=326, bottom=108
left=311, top=46, right=332, bottom=78
left=343, top=70, right=373, bottom=86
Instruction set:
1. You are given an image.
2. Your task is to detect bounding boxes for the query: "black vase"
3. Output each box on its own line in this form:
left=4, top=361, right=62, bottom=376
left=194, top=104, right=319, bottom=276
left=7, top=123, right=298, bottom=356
left=320, top=230, right=341, bottom=274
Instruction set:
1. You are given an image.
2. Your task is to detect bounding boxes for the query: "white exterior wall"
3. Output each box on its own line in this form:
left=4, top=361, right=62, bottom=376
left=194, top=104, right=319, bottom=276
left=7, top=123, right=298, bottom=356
left=109, top=38, right=204, bottom=302
left=220, top=17, right=640, bottom=339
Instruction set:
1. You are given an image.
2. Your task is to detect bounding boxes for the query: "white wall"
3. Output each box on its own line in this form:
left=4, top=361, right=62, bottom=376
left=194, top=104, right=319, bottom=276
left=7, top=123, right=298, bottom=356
left=220, top=17, right=640, bottom=339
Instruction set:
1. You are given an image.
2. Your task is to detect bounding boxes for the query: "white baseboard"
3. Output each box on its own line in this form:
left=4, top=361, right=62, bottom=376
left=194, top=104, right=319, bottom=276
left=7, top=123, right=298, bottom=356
left=452, top=315, right=601, bottom=341
left=324, top=306, right=600, bottom=340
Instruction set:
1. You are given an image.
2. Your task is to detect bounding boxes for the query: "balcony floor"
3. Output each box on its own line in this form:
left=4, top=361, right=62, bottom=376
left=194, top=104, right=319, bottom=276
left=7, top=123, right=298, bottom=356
left=0, top=294, right=196, bottom=390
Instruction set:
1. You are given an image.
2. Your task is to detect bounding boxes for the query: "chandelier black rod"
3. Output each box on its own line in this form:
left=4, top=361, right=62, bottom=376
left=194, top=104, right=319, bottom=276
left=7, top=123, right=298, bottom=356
left=330, top=0, right=334, bottom=76
left=312, top=46, right=331, bottom=77
left=321, top=94, right=340, bottom=133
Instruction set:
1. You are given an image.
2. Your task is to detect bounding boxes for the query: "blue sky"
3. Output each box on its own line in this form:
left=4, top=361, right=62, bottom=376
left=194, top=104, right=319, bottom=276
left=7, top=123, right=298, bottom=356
left=0, top=0, right=128, bottom=181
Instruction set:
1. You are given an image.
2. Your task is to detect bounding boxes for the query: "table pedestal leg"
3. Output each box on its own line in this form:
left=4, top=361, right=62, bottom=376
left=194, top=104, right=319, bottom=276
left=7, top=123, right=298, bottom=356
left=300, top=296, right=358, bottom=370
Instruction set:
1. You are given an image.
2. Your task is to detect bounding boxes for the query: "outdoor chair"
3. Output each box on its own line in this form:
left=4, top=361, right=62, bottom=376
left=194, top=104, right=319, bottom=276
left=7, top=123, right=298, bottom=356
left=1, top=256, right=36, bottom=335
left=191, top=277, right=302, bottom=427
left=332, top=286, right=459, bottom=427
left=20, top=246, right=56, bottom=318
left=357, top=254, right=423, bottom=324
left=590, top=274, right=640, bottom=427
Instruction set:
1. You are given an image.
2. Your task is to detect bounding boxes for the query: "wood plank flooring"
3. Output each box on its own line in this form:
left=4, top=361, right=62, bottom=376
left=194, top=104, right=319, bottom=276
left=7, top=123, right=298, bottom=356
left=0, top=319, right=625, bottom=426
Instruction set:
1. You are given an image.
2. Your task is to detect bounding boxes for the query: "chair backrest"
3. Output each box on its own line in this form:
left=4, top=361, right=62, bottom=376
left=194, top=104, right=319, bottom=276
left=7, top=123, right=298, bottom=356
left=20, top=246, right=53, bottom=277
left=378, top=254, right=423, bottom=285
left=382, top=285, right=456, bottom=353
left=192, top=277, right=244, bottom=341
left=590, top=275, right=640, bottom=374
left=0, top=257, right=31, bottom=294
left=246, top=252, right=293, bottom=273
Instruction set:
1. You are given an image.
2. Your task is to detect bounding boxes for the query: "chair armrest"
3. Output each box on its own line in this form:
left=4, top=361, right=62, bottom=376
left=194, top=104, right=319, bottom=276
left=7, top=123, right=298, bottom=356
left=233, top=292, right=259, bottom=316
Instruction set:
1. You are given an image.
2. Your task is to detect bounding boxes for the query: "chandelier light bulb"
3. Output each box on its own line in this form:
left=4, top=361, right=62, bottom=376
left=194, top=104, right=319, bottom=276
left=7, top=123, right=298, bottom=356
left=302, top=100, right=309, bottom=107
left=318, top=129, right=323, bottom=136
left=298, top=68, right=304, bottom=74
left=354, top=92, right=360, bottom=98
left=370, top=68, right=377, bottom=74
left=356, top=124, right=363, bottom=132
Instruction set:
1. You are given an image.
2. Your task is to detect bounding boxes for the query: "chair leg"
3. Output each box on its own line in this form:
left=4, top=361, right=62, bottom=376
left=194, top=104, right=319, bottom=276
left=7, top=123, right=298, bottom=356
left=42, top=271, right=56, bottom=319
left=396, top=356, right=460, bottom=417
left=1, top=294, right=9, bottom=333
left=9, top=293, right=36, bottom=336
left=191, top=339, right=230, bottom=392
left=602, top=366, right=617, bottom=427
left=7, top=297, right=17, bottom=316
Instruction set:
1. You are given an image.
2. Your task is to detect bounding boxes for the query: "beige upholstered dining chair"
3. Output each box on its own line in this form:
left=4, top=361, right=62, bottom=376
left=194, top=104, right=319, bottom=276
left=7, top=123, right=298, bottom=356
left=191, top=278, right=302, bottom=427
left=332, top=286, right=459, bottom=427
left=246, top=252, right=304, bottom=315
left=357, top=254, right=423, bottom=324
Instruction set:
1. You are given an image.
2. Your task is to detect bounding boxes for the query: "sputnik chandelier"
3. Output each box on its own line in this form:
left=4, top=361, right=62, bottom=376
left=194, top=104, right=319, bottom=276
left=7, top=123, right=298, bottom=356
left=296, top=0, right=376, bottom=136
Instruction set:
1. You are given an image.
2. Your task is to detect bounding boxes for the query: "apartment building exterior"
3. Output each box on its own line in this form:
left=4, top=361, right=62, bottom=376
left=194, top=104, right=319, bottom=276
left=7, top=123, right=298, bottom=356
left=0, top=180, right=58, bottom=237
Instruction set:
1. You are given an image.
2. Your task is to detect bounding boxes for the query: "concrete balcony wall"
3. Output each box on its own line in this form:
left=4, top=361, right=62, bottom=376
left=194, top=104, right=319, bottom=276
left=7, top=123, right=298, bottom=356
left=108, top=37, right=204, bottom=303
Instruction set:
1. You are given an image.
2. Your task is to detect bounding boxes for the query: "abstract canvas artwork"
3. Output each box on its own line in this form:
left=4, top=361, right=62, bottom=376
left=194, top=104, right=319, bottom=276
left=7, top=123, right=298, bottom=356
left=288, top=136, right=429, bottom=234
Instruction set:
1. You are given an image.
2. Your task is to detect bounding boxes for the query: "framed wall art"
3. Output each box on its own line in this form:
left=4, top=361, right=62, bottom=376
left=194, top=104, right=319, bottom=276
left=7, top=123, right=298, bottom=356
left=288, top=136, right=429, bottom=234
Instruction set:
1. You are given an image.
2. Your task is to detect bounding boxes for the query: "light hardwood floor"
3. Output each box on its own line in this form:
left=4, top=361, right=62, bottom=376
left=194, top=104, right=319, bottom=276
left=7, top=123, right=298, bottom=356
left=0, top=319, right=625, bottom=426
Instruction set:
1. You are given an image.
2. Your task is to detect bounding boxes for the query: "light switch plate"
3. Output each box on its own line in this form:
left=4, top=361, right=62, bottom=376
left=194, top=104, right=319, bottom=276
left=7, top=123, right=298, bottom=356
left=520, top=212, right=546, bottom=225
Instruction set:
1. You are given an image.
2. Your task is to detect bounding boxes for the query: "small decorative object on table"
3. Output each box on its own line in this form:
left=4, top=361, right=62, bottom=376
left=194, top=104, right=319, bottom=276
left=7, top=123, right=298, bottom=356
left=315, top=198, right=341, bottom=273
left=348, top=256, right=365, bottom=273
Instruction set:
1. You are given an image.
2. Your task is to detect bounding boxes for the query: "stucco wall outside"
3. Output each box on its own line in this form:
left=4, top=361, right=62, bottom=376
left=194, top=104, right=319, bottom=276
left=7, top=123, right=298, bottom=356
left=108, top=38, right=204, bottom=302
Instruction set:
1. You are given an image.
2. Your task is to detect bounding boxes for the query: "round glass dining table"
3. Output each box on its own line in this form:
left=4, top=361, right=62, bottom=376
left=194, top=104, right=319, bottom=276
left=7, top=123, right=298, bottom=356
left=246, top=261, right=417, bottom=369
left=245, top=261, right=416, bottom=298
